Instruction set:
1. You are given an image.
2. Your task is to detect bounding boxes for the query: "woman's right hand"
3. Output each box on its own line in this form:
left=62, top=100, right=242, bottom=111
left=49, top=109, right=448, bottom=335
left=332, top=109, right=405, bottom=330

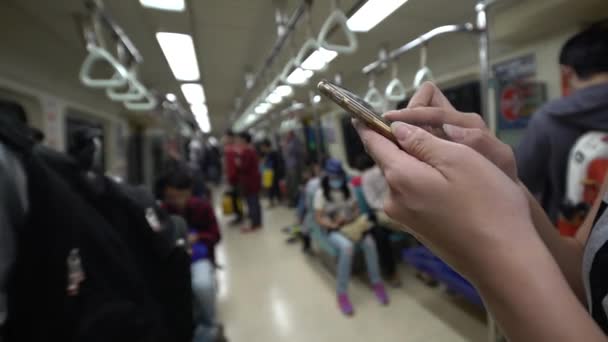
left=354, top=119, right=535, bottom=280
left=384, top=82, right=518, bottom=181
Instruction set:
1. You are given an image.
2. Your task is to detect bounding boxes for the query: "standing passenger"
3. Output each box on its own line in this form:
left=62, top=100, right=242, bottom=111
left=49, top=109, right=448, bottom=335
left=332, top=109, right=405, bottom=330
left=237, top=132, right=263, bottom=232
left=223, top=130, right=243, bottom=224
left=517, top=21, right=608, bottom=222
left=260, top=139, right=284, bottom=207
left=282, top=131, right=304, bottom=207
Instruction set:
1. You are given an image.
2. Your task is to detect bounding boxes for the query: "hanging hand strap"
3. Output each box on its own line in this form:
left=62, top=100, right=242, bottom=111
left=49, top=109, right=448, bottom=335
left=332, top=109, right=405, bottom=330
left=385, top=62, right=407, bottom=101
left=317, top=9, right=357, bottom=54
left=124, top=90, right=157, bottom=111
left=79, top=45, right=129, bottom=88
left=106, top=70, right=147, bottom=102
left=364, top=75, right=384, bottom=109
left=413, top=45, right=434, bottom=89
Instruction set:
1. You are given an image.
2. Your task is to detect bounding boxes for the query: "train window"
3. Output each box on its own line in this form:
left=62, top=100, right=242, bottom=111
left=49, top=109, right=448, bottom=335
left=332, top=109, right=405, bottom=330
left=340, top=114, right=367, bottom=169
left=442, top=81, right=481, bottom=114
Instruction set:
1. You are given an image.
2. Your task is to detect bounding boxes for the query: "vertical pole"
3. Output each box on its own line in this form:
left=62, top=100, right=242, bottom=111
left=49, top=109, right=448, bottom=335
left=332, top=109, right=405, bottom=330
left=310, top=91, right=323, bottom=163
left=476, top=1, right=495, bottom=134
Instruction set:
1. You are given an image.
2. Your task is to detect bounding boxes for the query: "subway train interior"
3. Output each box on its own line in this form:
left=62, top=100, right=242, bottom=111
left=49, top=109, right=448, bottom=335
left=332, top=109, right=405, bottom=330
left=1, top=0, right=608, bottom=341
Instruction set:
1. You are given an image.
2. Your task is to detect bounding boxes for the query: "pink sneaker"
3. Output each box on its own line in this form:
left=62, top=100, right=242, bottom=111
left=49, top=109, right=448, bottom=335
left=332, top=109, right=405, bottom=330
left=337, top=293, right=354, bottom=316
left=373, top=283, right=389, bottom=305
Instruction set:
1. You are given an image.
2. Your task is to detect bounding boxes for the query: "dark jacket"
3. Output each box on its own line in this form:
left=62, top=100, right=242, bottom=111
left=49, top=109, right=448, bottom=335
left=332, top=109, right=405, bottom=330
left=516, top=83, right=608, bottom=222
left=264, top=150, right=285, bottom=179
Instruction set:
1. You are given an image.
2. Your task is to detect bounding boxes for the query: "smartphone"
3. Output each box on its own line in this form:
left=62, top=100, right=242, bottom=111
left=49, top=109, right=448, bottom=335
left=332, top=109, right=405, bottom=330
left=317, top=80, right=398, bottom=145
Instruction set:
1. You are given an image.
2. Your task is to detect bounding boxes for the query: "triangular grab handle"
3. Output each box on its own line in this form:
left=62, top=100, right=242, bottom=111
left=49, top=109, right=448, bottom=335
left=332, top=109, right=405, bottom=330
left=364, top=86, right=385, bottom=110
left=80, top=46, right=129, bottom=88
left=317, top=10, right=358, bottom=54
left=413, top=67, right=434, bottom=89
left=385, top=78, right=407, bottom=102
left=106, top=72, right=147, bottom=102
left=124, top=90, right=158, bottom=112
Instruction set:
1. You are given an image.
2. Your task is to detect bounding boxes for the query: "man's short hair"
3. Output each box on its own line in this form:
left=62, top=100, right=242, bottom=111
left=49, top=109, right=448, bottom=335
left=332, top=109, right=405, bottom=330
left=164, top=167, right=193, bottom=190
left=559, top=19, right=608, bottom=79
left=225, top=129, right=235, bottom=138
left=238, top=131, right=252, bottom=144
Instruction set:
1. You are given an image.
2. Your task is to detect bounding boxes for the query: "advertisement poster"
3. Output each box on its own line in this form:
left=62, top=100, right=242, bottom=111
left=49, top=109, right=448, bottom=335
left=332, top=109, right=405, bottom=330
left=41, top=96, right=64, bottom=151
left=494, top=54, right=547, bottom=130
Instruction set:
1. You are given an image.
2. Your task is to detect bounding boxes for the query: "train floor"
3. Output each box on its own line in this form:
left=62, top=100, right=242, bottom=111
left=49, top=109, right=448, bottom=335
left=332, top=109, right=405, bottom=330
left=212, top=194, right=488, bottom=342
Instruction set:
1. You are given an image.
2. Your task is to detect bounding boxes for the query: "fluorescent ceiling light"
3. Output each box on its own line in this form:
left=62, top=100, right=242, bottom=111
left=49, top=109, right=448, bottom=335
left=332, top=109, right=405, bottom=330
left=266, top=93, right=282, bottom=104
left=156, top=32, right=200, bottom=81
left=274, top=85, right=293, bottom=97
left=165, top=93, right=177, bottom=102
left=347, top=0, right=409, bottom=32
left=181, top=83, right=206, bottom=104
left=301, top=48, right=339, bottom=71
left=140, top=0, right=185, bottom=11
left=313, top=95, right=321, bottom=103
left=191, top=103, right=208, bottom=118
left=255, top=103, right=271, bottom=114
left=286, top=67, right=314, bottom=85
left=191, top=104, right=211, bottom=133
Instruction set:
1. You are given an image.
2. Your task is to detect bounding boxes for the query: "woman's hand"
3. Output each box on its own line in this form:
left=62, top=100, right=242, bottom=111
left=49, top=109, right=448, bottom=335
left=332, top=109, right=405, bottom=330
left=354, top=119, right=533, bottom=279
left=384, top=82, right=518, bottom=181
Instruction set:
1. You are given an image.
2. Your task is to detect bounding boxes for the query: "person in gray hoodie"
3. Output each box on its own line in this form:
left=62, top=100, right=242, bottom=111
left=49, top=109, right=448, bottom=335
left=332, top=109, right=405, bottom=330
left=517, top=20, right=608, bottom=223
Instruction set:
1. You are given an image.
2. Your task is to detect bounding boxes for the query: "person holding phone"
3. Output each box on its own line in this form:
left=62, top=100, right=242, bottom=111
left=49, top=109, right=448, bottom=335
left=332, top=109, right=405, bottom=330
left=314, top=158, right=388, bottom=316
left=354, top=81, right=607, bottom=341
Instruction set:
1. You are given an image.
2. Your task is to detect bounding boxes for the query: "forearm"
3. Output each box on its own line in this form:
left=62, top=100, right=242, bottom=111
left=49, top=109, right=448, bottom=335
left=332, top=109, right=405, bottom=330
left=520, top=182, right=586, bottom=302
left=316, top=212, right=337, bottom=229
left=474, top=228, right=604, bottom=341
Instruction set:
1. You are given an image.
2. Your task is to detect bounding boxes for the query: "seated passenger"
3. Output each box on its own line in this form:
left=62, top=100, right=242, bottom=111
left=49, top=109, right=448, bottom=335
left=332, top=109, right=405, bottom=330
left=314, top=158, right=388, bottom=316
left=160, top=168, right=224, bottom=341
left=357, top=154, right=402, bottom=287
left=296, top=161, right=323, bottom=252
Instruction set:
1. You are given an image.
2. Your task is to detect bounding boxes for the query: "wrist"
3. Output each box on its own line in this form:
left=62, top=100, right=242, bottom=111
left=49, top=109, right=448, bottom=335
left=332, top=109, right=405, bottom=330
left=471, top=223, right=554, bottom=292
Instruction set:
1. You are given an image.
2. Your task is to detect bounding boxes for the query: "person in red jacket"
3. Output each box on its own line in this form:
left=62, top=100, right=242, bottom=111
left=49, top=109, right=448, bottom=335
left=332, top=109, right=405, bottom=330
left=161, top=167, right=221, bottom=264
left=160, top=167, right=225, bottom=341
left=236, top=132, right=262, bottom=232
left=223, top=130, right=243, bottom=224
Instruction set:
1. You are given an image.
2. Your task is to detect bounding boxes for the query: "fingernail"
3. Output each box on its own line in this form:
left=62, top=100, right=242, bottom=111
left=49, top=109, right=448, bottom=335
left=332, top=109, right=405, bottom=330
left=442, top=124, right=466, bottom=141
left=391, top=121, right=413, bottom=140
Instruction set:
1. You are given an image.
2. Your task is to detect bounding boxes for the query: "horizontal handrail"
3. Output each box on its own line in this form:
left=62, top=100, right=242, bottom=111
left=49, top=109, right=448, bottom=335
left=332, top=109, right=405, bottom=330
left=362, top=23, right=475, bottom=74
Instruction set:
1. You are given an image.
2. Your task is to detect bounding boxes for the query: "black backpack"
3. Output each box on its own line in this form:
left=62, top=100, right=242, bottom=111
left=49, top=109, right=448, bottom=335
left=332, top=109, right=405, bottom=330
left=1, top=119, right=193, bottom=342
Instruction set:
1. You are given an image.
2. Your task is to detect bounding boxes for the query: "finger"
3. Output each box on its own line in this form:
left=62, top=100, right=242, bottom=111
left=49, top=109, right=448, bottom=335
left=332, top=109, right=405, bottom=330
left=443, top=124, right=518, bottom=180
left=353, top=119, right=442, bottom=188
left=384, top=107, right=487, bottom=131
left=407, top=82, right=455, bottom=109
left=352, top=119, right=404, bottom=171
left=391, top=121, right=456, bottom=172
left=443, top=124, right=501, bottom=162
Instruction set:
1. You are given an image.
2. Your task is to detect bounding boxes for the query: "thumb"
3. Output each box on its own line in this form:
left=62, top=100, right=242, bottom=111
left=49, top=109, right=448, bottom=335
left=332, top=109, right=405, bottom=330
left=391, top=121, right=452, bottom=168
